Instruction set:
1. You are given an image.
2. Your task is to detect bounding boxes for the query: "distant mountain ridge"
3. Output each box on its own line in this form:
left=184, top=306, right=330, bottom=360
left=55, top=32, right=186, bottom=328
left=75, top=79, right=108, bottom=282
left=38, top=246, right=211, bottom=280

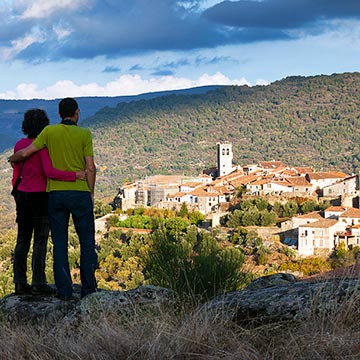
left=1, top=72, right=360, bottom=201
left=0, top=85, right=221, bottom=152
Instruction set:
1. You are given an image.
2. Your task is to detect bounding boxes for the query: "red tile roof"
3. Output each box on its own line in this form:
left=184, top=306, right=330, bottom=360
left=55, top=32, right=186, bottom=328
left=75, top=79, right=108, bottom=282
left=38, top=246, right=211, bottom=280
left=296, top=211, right=324, bottom=219
left=308, top=171, right=348, bottom=180
left=339, top=208, right=360, bottom=218
left=299, top=219, right=339, bottom=228
left=325, top=206, right=348, bottom=212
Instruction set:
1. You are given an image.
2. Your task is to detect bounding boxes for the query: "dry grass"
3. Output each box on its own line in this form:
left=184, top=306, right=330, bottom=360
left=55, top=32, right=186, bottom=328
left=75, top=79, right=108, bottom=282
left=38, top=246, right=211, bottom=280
left=2, top=271, right=360, bottom=359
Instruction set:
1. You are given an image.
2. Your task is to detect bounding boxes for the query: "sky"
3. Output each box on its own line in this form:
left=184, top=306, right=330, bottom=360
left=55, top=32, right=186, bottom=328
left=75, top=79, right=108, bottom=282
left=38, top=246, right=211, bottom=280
left=0, top=0, right=360, bottom=100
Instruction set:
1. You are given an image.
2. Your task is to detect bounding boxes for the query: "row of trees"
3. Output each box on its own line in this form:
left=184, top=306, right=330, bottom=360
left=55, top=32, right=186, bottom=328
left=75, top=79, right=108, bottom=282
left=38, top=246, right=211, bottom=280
left=224, top=197, right=330, bottom=227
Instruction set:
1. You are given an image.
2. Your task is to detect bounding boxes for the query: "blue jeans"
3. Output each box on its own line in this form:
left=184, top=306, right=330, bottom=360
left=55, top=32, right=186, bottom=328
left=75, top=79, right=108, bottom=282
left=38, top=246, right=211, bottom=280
left=48, top=191, right=97, bottom=298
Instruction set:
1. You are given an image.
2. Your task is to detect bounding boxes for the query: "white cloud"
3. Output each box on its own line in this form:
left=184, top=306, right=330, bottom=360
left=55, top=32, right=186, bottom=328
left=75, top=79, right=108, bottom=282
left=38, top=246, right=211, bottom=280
left=0, top=72, right=251, bottom=99
left=20, top=0, right=88, bottom=19
left=255, top=79, right=269, bottom=86
left=0, top=28, right=46, bottom=61
left=53, top=24, right=72, bottom=40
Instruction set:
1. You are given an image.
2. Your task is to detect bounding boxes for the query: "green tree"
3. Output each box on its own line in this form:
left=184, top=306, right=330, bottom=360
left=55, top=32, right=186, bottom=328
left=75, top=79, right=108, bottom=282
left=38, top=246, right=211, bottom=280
left=282, top=200, right=298, bottom=217
left=255, top=197, right=270, bottom=211
left=178, top=202, right=189, bottom=218
left=272, top=201, right=283, bottom=218
left=163, top=217, right=190, bottom=240
left=229, top=227, right=248, bottom=245
left=94, top=199, right=112, bottom=218
left=226, top=209, right=243, bottom=228
left=188, top=210, right=205, bottom=226
left=107, top=215, right=120, bottom=228
left=242, top=207, right=260, bottom=226
left=300, top=199, right=317, bottom=214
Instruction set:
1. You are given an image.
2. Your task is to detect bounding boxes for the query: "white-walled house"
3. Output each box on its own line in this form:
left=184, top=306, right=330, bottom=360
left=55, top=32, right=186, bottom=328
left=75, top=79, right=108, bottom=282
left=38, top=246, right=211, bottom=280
left=243, top=164, right=260, bottom=175
left=257, top=160, right=286, bottom=174
left=246, top=175, right=312, bottom=196
left=246, top=178, right=272, bottom=195
left=334, top=208, right=360, bottom=249
left=167, top=192, right=189, bottom=203
left=190, top=185, right=230, bottom=214
left=298, top=219, right=344, bottom=256
left=324, top=206, right=348, bottom=219
left=338, top=208, right=360, bottom=227
left=322, top=175, right=359, bottom=197
left=165, top=183, right=231, bottom=215
left=305, top=171, right=349, bottom=194
left=179, top=181, right=204, bottom=193
left=292, top=211, right=324, bottom=229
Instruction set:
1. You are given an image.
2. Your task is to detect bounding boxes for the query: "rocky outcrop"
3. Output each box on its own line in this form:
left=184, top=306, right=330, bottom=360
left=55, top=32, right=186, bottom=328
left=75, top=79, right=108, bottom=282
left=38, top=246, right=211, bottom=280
left=202, top=273, right=360, bottom=325
left=0, top=285, right=175, bottom=325
left=2, top=273, right=360, bottom=326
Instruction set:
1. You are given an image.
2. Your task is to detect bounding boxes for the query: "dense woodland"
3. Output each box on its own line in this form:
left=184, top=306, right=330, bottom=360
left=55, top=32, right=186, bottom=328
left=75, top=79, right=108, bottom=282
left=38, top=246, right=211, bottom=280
left=81, top=72, right=360, bottom=196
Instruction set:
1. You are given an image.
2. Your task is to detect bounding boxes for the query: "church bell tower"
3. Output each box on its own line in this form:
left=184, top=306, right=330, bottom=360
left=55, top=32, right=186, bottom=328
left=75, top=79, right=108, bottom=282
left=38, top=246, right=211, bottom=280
left=217, top=142, right=233, bottom=177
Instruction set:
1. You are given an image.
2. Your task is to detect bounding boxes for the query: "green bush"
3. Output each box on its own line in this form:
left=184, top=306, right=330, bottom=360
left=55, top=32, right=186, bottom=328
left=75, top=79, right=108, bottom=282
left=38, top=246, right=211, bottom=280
left=279, top=257, right=331, bottom=276
left=188, top=210, right=205, bottom=226
left=143, top=225, right=247, bottom=301
left=256, top=246, right=271, bottom=265
left=225, top=198, right=276, bottom=227
left=229, top=227, right=248, bottom=245
left=279, top=245, right=297, bottom=258
left=117, top=214, right=155, bottom=229
left=329, top=242, right=359, bottom=269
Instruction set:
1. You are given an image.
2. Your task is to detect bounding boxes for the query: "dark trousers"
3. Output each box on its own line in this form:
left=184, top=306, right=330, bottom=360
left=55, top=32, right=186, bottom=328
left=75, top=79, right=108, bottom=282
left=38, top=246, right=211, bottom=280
left=48, top=191, right=97, bottom=298
left=13, top=191, right=49, bottom=285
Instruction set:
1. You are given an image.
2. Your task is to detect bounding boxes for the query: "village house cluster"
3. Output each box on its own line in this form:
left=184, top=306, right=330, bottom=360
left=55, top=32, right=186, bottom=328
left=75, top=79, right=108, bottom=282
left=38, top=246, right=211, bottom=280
left=112, top=142, right=360, bottom=257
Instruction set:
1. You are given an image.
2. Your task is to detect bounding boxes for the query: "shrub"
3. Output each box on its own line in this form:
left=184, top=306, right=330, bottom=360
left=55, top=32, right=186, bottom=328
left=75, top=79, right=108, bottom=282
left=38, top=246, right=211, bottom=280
left=94, top=199, right=112, bottom=218
left=330, top=243, right=359, bottom=269
left=143, top=225, right=247, bottom=301
left=188, top=210, right=205, bottom=226
left=256, top=246, right=271, bottom=265
left=229, top=227, right=248, bottom=245
left=117, top=214, right=154, bottom=229
left=279, top=257, right=331, bottom=276
left=107, top=215, right=120, bottom=228
left=279, top=245, right=297, bottom=258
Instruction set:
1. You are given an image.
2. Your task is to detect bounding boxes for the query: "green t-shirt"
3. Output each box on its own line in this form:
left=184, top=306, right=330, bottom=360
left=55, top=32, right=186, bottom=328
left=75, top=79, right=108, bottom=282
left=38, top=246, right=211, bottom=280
left=33, top=123, right=94, bottom=192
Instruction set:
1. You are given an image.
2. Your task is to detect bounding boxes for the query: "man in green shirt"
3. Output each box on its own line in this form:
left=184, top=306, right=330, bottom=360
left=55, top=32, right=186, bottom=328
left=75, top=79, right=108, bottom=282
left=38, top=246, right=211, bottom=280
left=9, top=98, right=97, bottom=300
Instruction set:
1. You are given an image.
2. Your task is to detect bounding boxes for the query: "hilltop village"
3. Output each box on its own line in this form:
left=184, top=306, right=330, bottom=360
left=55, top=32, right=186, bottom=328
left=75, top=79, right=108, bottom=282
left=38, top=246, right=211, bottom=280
left=112, top=142, right=360, bottom=258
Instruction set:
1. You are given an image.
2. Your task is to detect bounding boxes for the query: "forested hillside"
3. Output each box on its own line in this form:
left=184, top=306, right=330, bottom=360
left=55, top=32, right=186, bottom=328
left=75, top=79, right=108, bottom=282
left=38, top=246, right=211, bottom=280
left=1, top=72, right=359, bottom=226
left=0, top=85, right=220, bottom=152
left=83, top=72, right=360, bottom=195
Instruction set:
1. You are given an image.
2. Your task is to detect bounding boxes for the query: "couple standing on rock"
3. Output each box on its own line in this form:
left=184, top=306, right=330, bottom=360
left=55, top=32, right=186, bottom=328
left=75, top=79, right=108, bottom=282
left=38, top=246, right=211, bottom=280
left=9, top=97, right=98, bottom=301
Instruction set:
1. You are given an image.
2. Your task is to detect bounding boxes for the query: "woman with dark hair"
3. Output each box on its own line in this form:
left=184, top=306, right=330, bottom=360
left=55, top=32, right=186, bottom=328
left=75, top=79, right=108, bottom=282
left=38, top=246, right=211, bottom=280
left=12, top=109, right=86, bottom=295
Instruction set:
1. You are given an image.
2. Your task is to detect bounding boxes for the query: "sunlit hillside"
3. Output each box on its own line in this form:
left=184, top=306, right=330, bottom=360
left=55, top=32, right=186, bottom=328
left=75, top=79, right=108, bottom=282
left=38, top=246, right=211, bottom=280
left=1, top=72, right=360, bottom=230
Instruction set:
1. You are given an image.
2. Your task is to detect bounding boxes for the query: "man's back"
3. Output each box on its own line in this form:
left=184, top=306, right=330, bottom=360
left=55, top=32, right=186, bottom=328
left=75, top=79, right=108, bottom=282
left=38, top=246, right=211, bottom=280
left=33, top=123, right=93, bottom=191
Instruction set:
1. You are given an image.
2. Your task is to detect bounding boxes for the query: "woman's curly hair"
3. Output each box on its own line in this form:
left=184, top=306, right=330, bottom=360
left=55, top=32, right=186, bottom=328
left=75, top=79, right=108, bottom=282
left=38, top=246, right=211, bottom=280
left=22, top=109, right=50, bottom=138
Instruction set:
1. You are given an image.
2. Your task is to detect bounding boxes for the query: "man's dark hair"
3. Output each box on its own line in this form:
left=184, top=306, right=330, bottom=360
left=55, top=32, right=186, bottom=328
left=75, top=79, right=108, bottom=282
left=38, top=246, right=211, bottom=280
left=22, top=109, right=50, bottom=138
left=58, top=97, right=78, bottom=119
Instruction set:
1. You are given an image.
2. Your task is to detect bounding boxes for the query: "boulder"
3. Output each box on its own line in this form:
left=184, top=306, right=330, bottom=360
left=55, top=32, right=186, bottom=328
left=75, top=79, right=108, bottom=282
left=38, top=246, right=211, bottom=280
left=202, top=273, right=360, bottom=325
left=0, top=285, right=175, bottom=325
left=2, top=274, right=360, bottom=326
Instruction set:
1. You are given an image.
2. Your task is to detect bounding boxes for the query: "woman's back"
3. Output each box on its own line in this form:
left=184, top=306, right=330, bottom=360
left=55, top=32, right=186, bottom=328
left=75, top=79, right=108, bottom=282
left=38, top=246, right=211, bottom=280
left=13, top=138, right=47, bottom=192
